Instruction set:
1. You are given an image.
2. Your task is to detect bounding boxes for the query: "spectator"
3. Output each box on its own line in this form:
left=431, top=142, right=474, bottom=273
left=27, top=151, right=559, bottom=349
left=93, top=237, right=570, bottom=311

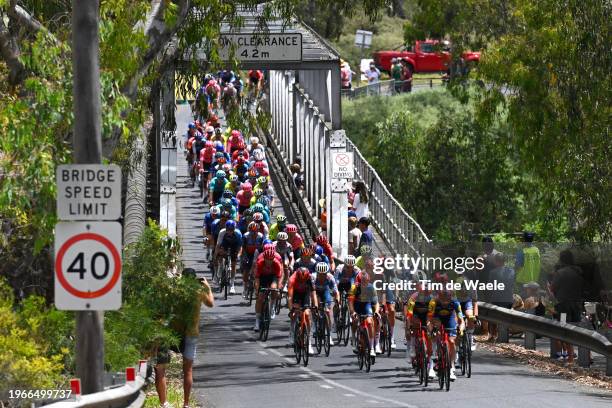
left=515, top=231, right=541, bottom=293
left=340, top=59, right=354, bottom=90
left=400, top=60, right=413, bottom=92
left=390, top=58, right=402, bottom=93
left=550, top=250, right=584, bottom=364
left=348, top=216, right=362, bottom=256
left=318, top=198, right=327, bottom=232
left=364, top=62, right=380, bottom=83
left=521, top=282, right=546, bottom=317
left=155, top=269, right=214, bottom=408
left=487, top=253, right=515, bottom=341
left=290, top=162, right=304, bottom=190
left=357, top=217, right=374, bottom=256
left=351, top=180, right=369, bottom=220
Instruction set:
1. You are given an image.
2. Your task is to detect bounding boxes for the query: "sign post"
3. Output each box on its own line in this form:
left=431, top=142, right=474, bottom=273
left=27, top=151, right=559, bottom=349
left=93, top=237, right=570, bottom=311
left=354, top=29, right=373, bottom=61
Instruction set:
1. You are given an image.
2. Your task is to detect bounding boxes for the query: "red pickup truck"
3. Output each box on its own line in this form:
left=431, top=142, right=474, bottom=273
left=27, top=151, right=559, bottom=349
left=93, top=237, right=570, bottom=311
left=372, top=40, right=480, bottom=74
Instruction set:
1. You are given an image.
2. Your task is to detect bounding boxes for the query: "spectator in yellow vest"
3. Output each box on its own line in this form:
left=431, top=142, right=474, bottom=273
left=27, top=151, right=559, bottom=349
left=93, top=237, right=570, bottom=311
left=514, top=231, right=541, bottom=294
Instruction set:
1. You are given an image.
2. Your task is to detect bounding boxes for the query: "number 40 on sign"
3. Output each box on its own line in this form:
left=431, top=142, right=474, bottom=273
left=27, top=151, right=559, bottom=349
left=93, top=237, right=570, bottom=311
left=54, top=221, right=122, bottom=310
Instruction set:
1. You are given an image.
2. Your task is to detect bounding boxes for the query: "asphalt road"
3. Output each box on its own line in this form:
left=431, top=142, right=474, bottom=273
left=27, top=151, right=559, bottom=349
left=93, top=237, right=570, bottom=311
left=173, top=104, right=612, bottom=408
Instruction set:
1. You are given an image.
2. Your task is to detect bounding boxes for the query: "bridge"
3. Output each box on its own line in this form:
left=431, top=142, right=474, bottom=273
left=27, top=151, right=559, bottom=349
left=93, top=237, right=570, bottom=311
left=134, top=7, right=611, bottom=408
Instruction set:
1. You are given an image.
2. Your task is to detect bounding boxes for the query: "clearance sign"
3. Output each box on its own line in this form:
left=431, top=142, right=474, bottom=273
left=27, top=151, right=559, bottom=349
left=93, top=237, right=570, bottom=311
left=218, top=33, right=302, bottom=61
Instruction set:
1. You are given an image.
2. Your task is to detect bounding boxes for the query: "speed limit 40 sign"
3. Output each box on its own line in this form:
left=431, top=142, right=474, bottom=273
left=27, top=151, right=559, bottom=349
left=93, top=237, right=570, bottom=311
left=54, top=221, right=122, bottom=310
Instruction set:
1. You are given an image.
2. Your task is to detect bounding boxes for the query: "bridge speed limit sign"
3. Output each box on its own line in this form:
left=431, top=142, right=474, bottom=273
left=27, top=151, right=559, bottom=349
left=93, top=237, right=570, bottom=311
left=54, top=221, right=122, bottom=310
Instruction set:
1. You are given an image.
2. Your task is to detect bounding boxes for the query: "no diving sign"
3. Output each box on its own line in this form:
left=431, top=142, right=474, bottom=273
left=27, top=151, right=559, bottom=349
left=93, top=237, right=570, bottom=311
left=331, top=152, right=354, bottom=179
left=54, top=221, right=122, bottom=310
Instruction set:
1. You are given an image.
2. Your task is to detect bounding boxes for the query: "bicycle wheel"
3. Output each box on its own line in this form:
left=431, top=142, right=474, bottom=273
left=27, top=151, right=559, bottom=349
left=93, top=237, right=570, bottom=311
left=259, top=297, right=268, bottom=341
left=422, top=338, right=429, bottom=387
left=437, top=343, right=445, bottom=390
left=466, top=334, right=472, bottom=378
left=343, top=309, right=351, bottom=347
left=364, top=331, right=372, bottom=373
left=315, top=312, right=323, bottom=355
left=262, top=296, right=271, bottom=341
left=380, top=319, right=387, bottom=356
left=274, top=292, right=282, bottom=315
left=357, top=329, right=365, bottom=370
left=443, top=345, right=451, bottom=392
left=460, top=335, right=467, bottom=376
left=303, top=326, right=310, bottom=367
left=224, top=265, right=229, bottom=300
left=385, top=318, right=392, bottom=357
left=334, top=306, right=342, bottom=344
left=324, top=314, right=331, bottom=357
left=293, top=320, right=301, bottom=364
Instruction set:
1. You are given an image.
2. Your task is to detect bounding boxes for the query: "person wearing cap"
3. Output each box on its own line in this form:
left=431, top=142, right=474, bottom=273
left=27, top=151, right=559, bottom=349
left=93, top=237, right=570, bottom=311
left=356, top=217, right=374, bottom=257
left=340, top=59, right=354, bottom=90
left=515, top=231, right=541, bottom=294
left=155, top=268, right=213, bottom=408
left=391, top=57, right=403, bottom=93
left=364, top=61, right=381, bottom=83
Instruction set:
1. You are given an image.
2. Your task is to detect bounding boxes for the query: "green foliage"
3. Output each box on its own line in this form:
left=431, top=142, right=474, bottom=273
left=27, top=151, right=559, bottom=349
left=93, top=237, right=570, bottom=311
left=0, top=278, right=70, bottom=390
left=406, top=0, right=611, bottom=241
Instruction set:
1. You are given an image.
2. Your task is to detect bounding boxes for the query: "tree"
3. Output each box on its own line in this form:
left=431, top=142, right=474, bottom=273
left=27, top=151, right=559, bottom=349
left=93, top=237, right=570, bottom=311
left=406, top=0, right=612, bottom=241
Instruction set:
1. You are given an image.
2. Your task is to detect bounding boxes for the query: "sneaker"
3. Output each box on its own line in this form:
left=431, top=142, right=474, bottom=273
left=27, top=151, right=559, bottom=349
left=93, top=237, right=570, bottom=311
left=370, top=348, right=376, bottom=357
left=271, top=309, right=276, bottom=320
left=253, top=320, right=260, bottom=332
left=391, top=338, right=397, bottom=350
left=161, top=402, right=171, bottom=408
left=282, top=284, right=288, bottom=293
left=375, top=344, right=382, bottom=354
left=471, top=343, right=477, bottom=352
left=328, top=336, right=335, bottom=346
left=229, top=284, right=236, bottom=295
left=308, top=344, right=314, bottom=355
left=428, top=366, right=436, bottom=379
left=450, top=368, right=457, bottom=381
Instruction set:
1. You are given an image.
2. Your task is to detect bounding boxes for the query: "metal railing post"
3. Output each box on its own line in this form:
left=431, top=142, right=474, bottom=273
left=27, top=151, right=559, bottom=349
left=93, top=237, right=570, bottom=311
left=524, top=331, right=536, bottom=350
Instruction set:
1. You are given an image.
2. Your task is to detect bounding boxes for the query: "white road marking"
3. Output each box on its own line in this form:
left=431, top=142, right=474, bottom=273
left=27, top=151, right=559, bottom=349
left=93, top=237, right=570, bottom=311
left=320, top=384, right=333, bottom=389
left=299, top=374, right=310, bottom=379
left=344, top=394, right=355, bottom=397
left=257, top=350, right=268, bottom=355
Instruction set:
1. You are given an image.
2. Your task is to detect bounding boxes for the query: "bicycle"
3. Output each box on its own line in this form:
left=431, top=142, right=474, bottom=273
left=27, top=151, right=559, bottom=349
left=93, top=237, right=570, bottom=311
left=241, top=261, right=255, bottom=306
left=355, top=314, right=373, bottom=372
left=334, top=292, right=351, bottom=346
left=407, top=319, right=428, bottom=386
left=215, top=253, right=231, bottom=300
left=291, top=306, right=311, bottom=367
left=258, top=288, right=280, bottom=341
left=313, top=304, right=331, bottom=356
left=378, top=305, right=392, bottom=357
left=457, top=327, right=472, bottom=378
left=431, top=325, right=451, bottom=391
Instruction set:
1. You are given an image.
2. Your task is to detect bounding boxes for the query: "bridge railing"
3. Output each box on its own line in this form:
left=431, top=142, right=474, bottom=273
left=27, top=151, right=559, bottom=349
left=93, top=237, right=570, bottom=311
left=478, top=302, right=612, bottom=376
left=345, top=138, right=431, bottom=256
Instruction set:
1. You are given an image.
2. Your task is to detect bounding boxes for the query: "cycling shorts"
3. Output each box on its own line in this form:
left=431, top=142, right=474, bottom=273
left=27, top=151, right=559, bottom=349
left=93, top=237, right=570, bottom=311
left=385, top=287, right=396, bottom=305
left=460, top=300, right=473, bottom=313
left=337, top=281, right=352, bottom=294
left=259, top=274, right=277, bottom=288
left=292, top=291, right=311, bottom=307
left=316, top=289, right=334, bottom=308
left=219, top=242, right=240, bottom=258
left=212, top=190, right=223, bottom=204
left=434, top=316, right=457, bottom=337
left=249, top=76, right=260, bottom=85
left=354, top=301, right=375, bottom=317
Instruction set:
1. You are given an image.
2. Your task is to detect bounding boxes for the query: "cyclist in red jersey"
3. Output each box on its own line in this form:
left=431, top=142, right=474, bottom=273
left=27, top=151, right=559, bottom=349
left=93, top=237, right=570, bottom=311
left=253, top=249, right=283, bottom=331
left=288, top=267, right=317, bottom=354
left=315, top=234, right=336, bottom=271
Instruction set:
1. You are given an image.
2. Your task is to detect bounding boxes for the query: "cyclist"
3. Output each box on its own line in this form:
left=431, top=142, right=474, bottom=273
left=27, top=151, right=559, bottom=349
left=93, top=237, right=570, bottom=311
left=205, top=79, right=221, bottom=113
left=313, top=244, right=330, bottom=265
left=315, top=234, right=335, bottom=271
left=199, top=140, right=215, bottom=198
left=251, top=212, right=269, bottom=237
left=286, top=224, right=304, bottom=259
left=288, top=266, right=317, bottom=355
left=251, top=202, right=270, bottom=224
left=247, top=69, right=264, bottom=98
left=427, top=289, right=464, bottom=381
left=334, top=255, right=360, bottom=332
left=231, top=140, right=250, bottom=162
left=455, top=275, right=478, bottom=352
left=241, top=222, right=264, bottom=291
left=269, top=214, right=287, bottom=241
left=380, top=265, right=398, bottom=350
left=236, top=182, right=254, bottom=215
left=219, top=197, right=238, bottom=220
left=348, top=269, right=379, bottom=357
left=226, top=129, right=244, bottom=155
left=208, top=170, right=228, bottom=205
left=211, top=210, right=231, bottom=266
left=253, top=160, right=269, bottom=177
left=356, top=245, right=374, bottom=269
left=248, top=136, right=265, bottom=159
left=224, top=174, right=241, bottom=195
left=221, top=82, right=238, bottom=115
left=253, top=249, right=284, bottom=331
left=203, top=205, right=220, bottom=254
left=215, top=220, right=243, bottom=294
left=405, top=280, right=433, bottom=367
left=233, top=156, right=250, bottom=182
left=237, top=208, right=253, bottom=234
left=314, top=262, right=340, bottom=346
left=293, top=246, right=317, bottom=275
left=274, top=232, right=294, bottom=290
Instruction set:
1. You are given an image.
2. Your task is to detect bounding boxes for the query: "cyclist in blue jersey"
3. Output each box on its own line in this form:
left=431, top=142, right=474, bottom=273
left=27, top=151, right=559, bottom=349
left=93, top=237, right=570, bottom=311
left=215, top=220, right=243, bottom=294
left=314, top=262, right=340, bottom=346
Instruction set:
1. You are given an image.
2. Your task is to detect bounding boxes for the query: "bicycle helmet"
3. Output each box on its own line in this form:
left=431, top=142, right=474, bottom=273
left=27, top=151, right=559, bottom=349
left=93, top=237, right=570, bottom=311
left=316, top=262, right=329, bottom=274
left=314, top=245, right=324, bottom=256
left=316, top=234, right=328, bottom=245
left=254, top=189, right=263, bottom=197
left=225, top=220, right=236, bottom=230
left=222, top=190, right=234, bottom=198
left=214, top=152, right=224, bottom=160
left=296, top=267, right=310, bottom=281
left=243, top=208, right=253, bottom=217
left=263, top=243, right=275, bottom=251
left=344, top=255, right=356, bottom=266
left=263, top=249, right=276, bottom=260
left=216, top=144, right=225, bottom=153
left=263, top=239, right=273, bottom=245
left=206, top=126, right=214, bottom=134
left=231, top=129, right=241, bottom=137
left=215, top=170, right=226, bottom=178
left=276, top=215, right=287, bottom=223
left=221, top=210, right=230, bottom=218
left=256, top=176, right=267, bottom=184
left=254, top=161, right=265, bottom=170
left=241, top=182, right=252, bottom=191
left=248, top=222, right=258, bottom=232
left=253, top=203, right=265, bottom=213
left=215, top=127, right=222, bottom=135
left=210, top=206, right=221, bottom=216
left=360, top=245, right=373, bottom=256
left=237, top=140, right=246, bottom=150
left=253, top=212, right=264, bottom=222
left=205, top=140, right=214, bottom=148
left=248, top=168, right=257, bottom=177
left=276, top=232, right=288, bottom=241
left=222, top=199, right=233, bottom=209
left=230, top=174, right=239, bottom=182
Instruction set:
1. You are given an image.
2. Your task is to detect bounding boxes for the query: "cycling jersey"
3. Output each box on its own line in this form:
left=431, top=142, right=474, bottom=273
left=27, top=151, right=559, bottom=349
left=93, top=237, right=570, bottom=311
left=200, top=146, right=215, bottom=164
left=314, top=273, right=338, bottom=306
left=293, top=258, right=316, bottom=274
left=288, top=272, right=314, bottom=306
left=203, top=213, right=216, bottom=234
left=274, top=242, right=293, bottom=262
left=405, top=292, right=431, bottom=324
left=242, top=231, right=264, bottom=256
left=224, top=181, right=241, bottom=194
left=428, top=297, right=464, bottom=337
left=236, top=189, right=253, bottom=208
left=232, top=149, right=249, bottom=162
left=255, top=258, right=283, bottom=280
left=334, top=265, right=360, bottom=293
left=314, top=253, right=330, bottom=265
left=216, top=229, right=243, bottom=251
left=209, top=176, right=227, bottom=193
left=349, top=273, right=379, bottom=317
left=211, top=218, right=228, bottom=241
left=268, top=223, right=285, bottom=241
left=288, top=233, right=304, bottom=251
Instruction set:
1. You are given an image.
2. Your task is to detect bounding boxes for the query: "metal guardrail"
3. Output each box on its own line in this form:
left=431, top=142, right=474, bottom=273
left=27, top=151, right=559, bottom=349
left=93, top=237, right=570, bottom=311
left=478, top=302, right=612, bottom=375
left=345, top=137, right=431, bottom=256
left=341, top=78, right=442, bottom=99
left=44, top=377, right=147, bottom=408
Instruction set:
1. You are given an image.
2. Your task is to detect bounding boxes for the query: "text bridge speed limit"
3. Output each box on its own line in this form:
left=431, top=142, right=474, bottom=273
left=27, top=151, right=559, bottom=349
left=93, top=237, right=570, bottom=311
left=54, top=222, right=122, bottom=310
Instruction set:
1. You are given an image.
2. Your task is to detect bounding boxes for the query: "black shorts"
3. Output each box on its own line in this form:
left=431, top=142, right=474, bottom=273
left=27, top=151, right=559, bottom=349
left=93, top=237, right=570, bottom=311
left=212, top=190, right=223, bottom=203
left=292, top=291, right=311, bottom=307
left=259, top=274, right=278, bottom=288
left=338, top=281, right=352, bottom=294
left=554, top=301, right=582, bottom=323
left=249, top=76, right=260, bottom=85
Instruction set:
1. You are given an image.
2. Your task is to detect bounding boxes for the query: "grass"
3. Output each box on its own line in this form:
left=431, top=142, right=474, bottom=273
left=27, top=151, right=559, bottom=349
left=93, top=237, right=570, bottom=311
left=143, top=352, right=201, bottom=408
